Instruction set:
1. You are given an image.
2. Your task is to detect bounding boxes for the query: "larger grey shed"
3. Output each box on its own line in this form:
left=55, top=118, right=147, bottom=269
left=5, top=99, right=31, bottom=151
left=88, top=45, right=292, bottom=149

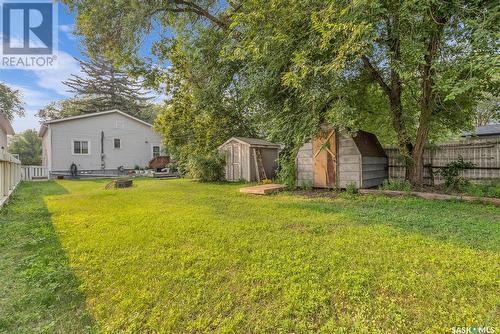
left=296, top=128, right=388, bottom=189
left=218, top=137, right=281, bottom=182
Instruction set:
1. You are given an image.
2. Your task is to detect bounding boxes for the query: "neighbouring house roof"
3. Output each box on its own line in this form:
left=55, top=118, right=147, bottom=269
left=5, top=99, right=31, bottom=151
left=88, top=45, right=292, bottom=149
left=38, top=109, right=153, bottom=137
left=219, top=137, right=282, bottom=149
left=461, top=124, right=500, bottom=137
left=0, top=112, right=15, bottom=135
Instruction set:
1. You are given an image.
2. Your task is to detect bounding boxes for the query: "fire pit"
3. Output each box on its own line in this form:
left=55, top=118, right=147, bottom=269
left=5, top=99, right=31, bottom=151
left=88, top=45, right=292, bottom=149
left=105, top=179, right=133, bottom=189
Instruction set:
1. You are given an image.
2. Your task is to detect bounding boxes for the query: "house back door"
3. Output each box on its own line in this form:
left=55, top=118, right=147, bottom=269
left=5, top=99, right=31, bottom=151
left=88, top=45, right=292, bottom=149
left=313, top=129, right=337, bottom=188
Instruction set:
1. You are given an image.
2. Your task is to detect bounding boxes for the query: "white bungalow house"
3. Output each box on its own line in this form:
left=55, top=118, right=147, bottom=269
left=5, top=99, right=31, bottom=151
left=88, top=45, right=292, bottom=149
left=0, top=112, right=15, bottom=152
left=39, top=109, right=162, bottom=177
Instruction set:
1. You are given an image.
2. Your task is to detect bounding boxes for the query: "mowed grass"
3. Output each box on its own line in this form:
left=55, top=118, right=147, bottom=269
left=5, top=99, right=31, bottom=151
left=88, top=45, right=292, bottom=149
left=1, top=179, right=499, bottom=333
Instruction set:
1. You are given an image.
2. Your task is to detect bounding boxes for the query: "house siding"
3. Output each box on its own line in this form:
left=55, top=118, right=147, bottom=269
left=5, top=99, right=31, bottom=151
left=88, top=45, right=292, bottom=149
left=48, top=112, right=161, bottom=173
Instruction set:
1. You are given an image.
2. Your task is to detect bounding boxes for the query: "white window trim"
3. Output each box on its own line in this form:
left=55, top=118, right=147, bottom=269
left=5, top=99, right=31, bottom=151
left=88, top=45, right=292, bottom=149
left=113, top=138, right=121, bottom=149
left=151, top=143, right=162, bottom=158
left=71, top=139, right=91, bottom=156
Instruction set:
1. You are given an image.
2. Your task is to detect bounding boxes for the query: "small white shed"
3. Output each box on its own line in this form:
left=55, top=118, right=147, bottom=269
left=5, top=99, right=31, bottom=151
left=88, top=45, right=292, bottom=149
left=218, top=137, right=281, bottom=182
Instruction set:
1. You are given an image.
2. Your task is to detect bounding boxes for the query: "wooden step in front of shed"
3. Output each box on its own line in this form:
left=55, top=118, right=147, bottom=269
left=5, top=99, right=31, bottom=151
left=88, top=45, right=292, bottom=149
left=240, top=184, right=286, bottom=195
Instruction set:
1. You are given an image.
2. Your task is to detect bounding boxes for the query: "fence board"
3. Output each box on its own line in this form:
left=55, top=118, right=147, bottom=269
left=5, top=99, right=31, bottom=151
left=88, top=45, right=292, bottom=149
left=21, top=166, right=48, bottom=181
left=0, top=152, right=22, bottom=208
left=385, top=137, right=500, bottom=185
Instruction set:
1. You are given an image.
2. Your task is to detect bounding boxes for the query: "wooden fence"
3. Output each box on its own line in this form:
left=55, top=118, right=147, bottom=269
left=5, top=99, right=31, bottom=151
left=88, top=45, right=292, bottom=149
left=386, top=137, right=500, bottom=185
left=0, top=151, right=22, bottom=207
left=21, top=165, right=49, bottom=181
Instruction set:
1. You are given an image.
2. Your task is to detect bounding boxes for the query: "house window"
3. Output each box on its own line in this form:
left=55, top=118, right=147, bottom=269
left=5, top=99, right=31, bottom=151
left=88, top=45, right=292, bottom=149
left=73, top=140, right=89, bottom=155
left=152, top=145, right=160, bottom=158
left=114, top=138, right=121, bottom=149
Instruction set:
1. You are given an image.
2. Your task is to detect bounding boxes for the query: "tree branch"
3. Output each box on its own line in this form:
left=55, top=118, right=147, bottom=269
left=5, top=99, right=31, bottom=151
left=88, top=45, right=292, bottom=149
left=148, top=1, right=230, bottom=30
left=361, top=55, right=391, bottom=97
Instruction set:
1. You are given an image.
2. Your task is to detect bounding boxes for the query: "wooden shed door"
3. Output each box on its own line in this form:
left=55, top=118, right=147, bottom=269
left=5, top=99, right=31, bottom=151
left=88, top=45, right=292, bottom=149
left=313, top=129, right=337, bottom=188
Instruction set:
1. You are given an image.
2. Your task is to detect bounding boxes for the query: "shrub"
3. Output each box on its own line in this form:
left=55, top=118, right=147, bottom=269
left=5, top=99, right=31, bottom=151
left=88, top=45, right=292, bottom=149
left=261, top=178, right=273, bottom=185
left=277, top=160, right=296, bottom=188
left=380, top=179, right=412, bottom=192
left=186, top=153, right=225, bottom=182
left=438, top=156, right=474, bottom=191
left=345, top=182, right=358, bottom=195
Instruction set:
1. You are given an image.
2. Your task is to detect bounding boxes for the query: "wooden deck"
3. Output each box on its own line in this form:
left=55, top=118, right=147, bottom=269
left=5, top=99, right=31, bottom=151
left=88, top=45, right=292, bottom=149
left=239, top=184, right=286, bottom=195
left=152, top=172, right=180, bottom=179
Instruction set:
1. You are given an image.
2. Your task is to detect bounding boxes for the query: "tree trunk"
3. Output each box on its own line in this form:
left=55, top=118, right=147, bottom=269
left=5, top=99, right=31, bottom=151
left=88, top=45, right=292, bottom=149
left=407, top=18, right=445, bottom=186
left=362, top=14, right=414, bottom=179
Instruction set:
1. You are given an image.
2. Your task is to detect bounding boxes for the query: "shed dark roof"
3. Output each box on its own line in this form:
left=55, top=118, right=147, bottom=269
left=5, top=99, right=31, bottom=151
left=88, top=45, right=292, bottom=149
left=222, top=137, right=281, bottom=148
left=461, top=124, right=500, bottom=137
left=352, top=131, right=387, bottom=157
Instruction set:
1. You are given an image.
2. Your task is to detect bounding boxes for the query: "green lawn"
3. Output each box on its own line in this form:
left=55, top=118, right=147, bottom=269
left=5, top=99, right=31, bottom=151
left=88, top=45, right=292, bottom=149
left=1, top=179, right=499, bottom=333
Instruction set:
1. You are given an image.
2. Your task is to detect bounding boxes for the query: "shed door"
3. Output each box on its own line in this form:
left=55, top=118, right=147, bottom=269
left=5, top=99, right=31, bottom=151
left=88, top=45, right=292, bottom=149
left=225, top=144, right=241, bottom=181
left=313, top=129, right=337, bottom=188
left=232, top=144, right=241, bottom=181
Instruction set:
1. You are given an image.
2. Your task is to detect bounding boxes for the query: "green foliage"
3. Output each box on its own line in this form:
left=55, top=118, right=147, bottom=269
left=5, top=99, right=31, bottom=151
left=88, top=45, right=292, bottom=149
left=345, top=182, right=358, bottom=195
left=298, top=180, right=313, bottom=191
left=277, top=154, right=297, bottom=188
left=380, top=179, right=413, bottom=192
left=0, top=82, right=25, bottom=121
left=166, top=162, right=178, bottom=172
left=65, top=0, right=499, bottom=186
left=461, top=180, right=500, bottom=198
left=438, top=156, right=475, bottom=190
left=8, top=129, right=42, bottom=165
left=37, top=56, right=157, bottom=123
left=3, top=179, right=498, bottom=332
left=186, top=152, right=225, bottom=182
left=474, top=93, right=500, bottom=126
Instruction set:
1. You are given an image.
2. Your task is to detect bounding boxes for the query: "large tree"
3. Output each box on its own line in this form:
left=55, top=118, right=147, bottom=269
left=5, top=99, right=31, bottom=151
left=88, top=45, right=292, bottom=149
left=64, top=0, right=499, bottom=186
left=63, top=56, right=154, bottom=117
left=231, top=0, right=499, bottom=185
left=38, top=56, right=158, bottom=123
left=0, top=82, right=25, bottom=121
left=8, top=129, right=42, bottom=165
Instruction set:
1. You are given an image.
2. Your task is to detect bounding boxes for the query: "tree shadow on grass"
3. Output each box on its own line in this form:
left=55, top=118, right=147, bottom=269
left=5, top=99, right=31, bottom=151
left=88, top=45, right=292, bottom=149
left=277, top=194, right=500, bottom=252
left=0, top=181, right=98, bottom=333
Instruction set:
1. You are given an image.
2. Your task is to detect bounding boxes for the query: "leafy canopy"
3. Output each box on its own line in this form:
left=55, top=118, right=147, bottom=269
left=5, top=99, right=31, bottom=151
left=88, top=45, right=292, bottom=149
left=8, top=129, right=42, bottom=165
left=65, top=0, right=499, bottom=184
left=0, top=83, right=25, bottom=121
